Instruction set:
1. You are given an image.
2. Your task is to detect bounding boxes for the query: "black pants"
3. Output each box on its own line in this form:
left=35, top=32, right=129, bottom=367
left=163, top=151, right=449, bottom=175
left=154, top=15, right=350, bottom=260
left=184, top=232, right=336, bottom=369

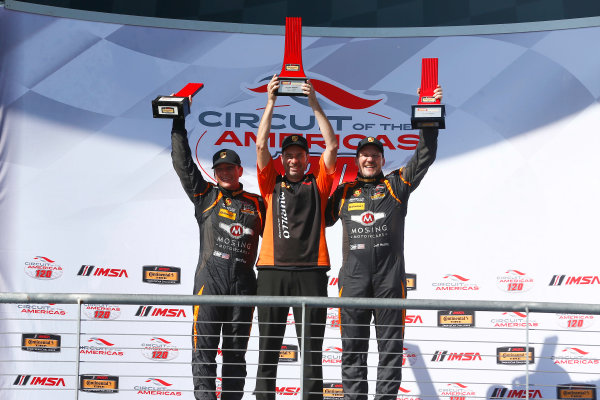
left=339, top=263, right=406, bottom=400
left=192, top=266, right=256, bottom=400
left=255, top=269, right=328, bottom=400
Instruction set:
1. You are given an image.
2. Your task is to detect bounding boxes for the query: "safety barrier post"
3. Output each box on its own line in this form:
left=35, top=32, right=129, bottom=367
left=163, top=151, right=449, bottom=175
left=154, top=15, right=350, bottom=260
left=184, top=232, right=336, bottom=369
left=75, top=298, right=82, bottom=400
left=525, top=306, right=530, bottom=400
left=300, top=302, right=306, bottom=400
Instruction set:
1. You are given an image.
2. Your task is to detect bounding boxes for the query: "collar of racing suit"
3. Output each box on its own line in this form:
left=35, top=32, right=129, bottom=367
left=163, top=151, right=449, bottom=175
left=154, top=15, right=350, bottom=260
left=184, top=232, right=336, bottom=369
left=219, top=184, right=244, bottom=198
left=356, top=172, right=384, bottom=183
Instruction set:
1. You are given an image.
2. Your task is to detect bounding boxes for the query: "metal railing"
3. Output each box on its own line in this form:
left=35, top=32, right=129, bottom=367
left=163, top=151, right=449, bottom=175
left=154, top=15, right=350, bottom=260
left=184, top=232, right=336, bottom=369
left=1, top=293, right=599, bottom=400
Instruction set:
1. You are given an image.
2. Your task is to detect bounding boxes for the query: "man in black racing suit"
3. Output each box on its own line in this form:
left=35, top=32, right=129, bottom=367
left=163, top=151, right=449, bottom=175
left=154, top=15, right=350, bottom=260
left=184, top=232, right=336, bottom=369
left=171, top=117, right=265, bottom=400
left=325, top=86, right=441, bottom=400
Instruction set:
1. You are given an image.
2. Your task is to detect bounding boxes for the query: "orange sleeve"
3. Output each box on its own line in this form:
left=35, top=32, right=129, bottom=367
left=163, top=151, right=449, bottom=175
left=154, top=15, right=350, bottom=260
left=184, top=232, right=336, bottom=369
left=316, top=154, right=335, bottom=203
left=257, top=158, right=277, bottom=201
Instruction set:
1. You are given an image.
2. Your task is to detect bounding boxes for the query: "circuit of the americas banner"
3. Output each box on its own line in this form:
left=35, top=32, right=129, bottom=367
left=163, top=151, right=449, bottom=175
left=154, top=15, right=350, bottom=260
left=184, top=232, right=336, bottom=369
left=1, top=7, right=599, bottom=400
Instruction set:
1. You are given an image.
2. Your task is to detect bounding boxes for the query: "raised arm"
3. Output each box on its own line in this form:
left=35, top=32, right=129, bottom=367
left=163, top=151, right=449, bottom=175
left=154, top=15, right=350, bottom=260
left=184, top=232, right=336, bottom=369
left=171, top=117, right=210, bottom=202
left=256, top=75, right=279, bottom=171
left=304, top=80, right=338, bottom=174
left=397, top=85, right=444, bottom=192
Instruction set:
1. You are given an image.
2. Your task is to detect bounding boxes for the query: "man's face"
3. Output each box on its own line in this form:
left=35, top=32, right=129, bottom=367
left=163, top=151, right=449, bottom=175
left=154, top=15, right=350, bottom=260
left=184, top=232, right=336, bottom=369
left=214, top=163, right=243, bottom=190
left=356, top=145, right=385, bottom=178
left=282, top=145, right=308, bottom=182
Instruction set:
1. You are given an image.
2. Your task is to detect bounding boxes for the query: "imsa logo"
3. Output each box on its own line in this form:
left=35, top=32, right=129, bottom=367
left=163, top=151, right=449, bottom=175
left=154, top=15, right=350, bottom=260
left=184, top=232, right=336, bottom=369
left=276, top=387, right=301, bottom=396
left=21, top=333, right=61, bottom=352
left=549, top=275, right=600, bottom=286
left=557, top=384, right=597, bottom=400
left=135, top=306, right=187, bottom=318
left=431, top=351, right=482, bottom=362
left=77, top=265, right=129, bottom=278
left=496, top=347, right=535, bottom=365
left=14, top=375, right=66, bottom=387
left=279, top=344, right=298, bottom=362
left=490, top=387, right=544, bottom=399
left=80, top=375, right=119, bottom=393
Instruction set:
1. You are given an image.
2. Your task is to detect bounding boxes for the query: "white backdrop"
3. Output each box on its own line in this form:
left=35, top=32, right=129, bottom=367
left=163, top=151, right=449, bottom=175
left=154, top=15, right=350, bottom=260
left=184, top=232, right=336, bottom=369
left=1, top=7, right=599, bottom=400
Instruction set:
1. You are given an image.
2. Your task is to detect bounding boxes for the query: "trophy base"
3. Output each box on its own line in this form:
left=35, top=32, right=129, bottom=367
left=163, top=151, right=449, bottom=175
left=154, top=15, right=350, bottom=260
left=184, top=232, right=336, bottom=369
left=411, top=104, right=446, bottom=129
left=276, top=77, right=307, bottom=97
left=152, top=96, right=190, bottom=119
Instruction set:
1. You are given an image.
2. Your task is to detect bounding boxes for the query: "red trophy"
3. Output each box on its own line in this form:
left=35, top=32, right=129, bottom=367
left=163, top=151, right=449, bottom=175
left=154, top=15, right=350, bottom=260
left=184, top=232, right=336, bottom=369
left=276, top=17, right=307, bottom=96
left=411, top=58, right=445, bottom=129
left=152, top=83, right=204, bottom=119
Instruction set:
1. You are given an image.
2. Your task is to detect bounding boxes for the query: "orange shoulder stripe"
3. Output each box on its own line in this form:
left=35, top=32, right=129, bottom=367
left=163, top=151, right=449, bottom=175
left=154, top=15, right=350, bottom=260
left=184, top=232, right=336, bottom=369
left=384, top=179, right=402, bottom=204
left=203, top=192, right=223, bottom=214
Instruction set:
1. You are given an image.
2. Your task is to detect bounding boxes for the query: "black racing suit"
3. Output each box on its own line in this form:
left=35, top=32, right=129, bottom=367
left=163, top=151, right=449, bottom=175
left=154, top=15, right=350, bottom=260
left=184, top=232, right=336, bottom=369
left=171, top=120, right=265, bottom=400
left=326, top=128, right=438, bottom=400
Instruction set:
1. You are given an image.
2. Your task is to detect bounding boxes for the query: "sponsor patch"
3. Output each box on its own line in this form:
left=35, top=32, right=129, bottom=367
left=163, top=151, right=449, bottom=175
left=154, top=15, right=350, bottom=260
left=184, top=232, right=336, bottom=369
left=557, top=384, right=596, bottom=400
left=218, top=208, right=236, bottom=220
left=406, top=273, right=417, bottom=291
left=323, top=383, right=344, bottom=399
left=348, top=203, right=365, bottom=211
left=437, top=311, right=475, bottom=328
left=80, top=375, right=119, bottom=393
left=142, top=266, right=181, bottom=284
left=279, top=344, right=298, bottom=362
left=21, top=334, right=61, bottom=352
left=496, top=346, right=535, bottom=365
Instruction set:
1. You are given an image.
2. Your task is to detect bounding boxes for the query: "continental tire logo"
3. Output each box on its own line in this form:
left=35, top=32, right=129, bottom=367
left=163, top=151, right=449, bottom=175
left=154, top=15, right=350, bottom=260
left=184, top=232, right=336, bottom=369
left=496, top=346, right=535, bottom=365
left=279, top=344, right=298, bottom=363
left=557, top=384, right=596, bottom=400
left=437, top=311, right=475, bottom=328
left=21, top=334, right=61, bottom=352
left=406, top=273, right=417, bottom=291
left=80, top=375, right=119, bottom=393
left=323, top=383, right=344, bottom=399
left=142, top=266, right=181, bottom=284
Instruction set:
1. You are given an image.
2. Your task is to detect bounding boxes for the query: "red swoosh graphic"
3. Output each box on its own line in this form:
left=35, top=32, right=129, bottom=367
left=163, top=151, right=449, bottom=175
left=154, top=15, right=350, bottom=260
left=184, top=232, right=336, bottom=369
left=248, top=79, right=382, bottom=110
left=444, top=274, right=469, bottom=282
left=89, top=337, right=114, bottom=346
left=311, top=79, right=382, bottom=109
left=151, top=337, right=171, bottom=344
left=146, top=378, right=172, bottom=386
left=399, top=387, right=411, bottom=393
left=563, top=347, right=589, bottom=355
left=450, top=383, right=468, bottom=388
left=506, top=270, right=526, bottom=275
left=503, top=311, right=527, bottom=318
left=249, top=83, right=268, bottom=93
left=35, top=256, right=54, bottom=263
